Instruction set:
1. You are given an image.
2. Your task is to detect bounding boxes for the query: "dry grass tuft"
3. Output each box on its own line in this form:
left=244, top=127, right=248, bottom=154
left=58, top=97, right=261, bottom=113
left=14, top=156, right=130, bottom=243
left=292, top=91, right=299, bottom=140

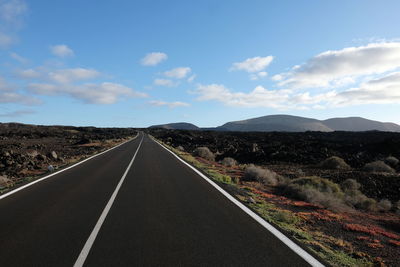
left=377, top=199, right=392, bottom=212
left=220, top=157, right=237, bottom=167
left=363, top=161, right=395, bottom=173
left=385, top=156, right=399, bottom=167
left=193, top=147, right=215, bottom=161
left=244, top=164, right=284, bottom=186
left=320, top=156, right=351, bottom=170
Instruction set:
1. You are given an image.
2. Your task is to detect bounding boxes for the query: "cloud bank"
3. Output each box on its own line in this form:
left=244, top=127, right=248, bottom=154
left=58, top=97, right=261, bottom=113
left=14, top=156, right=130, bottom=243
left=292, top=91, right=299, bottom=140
left=274, top=42, right=400, bottom=89
left=149, top=100, right=190, bottom=108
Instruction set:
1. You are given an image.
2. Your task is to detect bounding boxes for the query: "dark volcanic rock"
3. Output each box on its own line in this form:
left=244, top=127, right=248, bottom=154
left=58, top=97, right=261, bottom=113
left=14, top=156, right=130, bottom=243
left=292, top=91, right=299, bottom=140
left=0, top=123, right=137, bottom=181
left=148, top=128, right=400, bottom=201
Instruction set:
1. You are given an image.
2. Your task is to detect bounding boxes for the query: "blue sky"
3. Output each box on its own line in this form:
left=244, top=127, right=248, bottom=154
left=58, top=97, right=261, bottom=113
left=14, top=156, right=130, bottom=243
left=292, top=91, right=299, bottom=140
left=1, top=0, right=400, bottom=127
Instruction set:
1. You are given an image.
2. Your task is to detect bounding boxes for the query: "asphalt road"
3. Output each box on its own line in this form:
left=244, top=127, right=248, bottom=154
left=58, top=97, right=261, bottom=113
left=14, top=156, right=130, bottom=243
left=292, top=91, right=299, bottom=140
left=0, top=132, right=317, bottom=266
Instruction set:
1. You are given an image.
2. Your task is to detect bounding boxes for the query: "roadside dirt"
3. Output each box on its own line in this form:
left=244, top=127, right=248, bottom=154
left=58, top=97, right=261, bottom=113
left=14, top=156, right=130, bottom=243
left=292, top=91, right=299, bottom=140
left=0, top=123, right=137, bottom=191
left=150, top=129, right=400, bottom=266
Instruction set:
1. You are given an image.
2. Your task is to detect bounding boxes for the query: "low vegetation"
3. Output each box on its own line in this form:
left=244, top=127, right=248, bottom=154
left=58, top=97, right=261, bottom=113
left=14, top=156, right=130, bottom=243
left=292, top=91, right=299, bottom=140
left=385, top=156, right=399, bottom=168
left=220, top=157, right=237, bottom=167
left=377, top=199, right=392, bottom=212
left=193, top=147, right=215, bottom=161
left=152, top=133, right=400, bottom=267
left=320, top=156, right=351, bottom=170
left=176, top=145, right=185, bottom=152
left=284, top=176, right=349, bottom=211
left=340, top=179, right=377, bottom=211
left=244, top=164, right=282, bottom=186
left=363, top=160, right=396, bottom=173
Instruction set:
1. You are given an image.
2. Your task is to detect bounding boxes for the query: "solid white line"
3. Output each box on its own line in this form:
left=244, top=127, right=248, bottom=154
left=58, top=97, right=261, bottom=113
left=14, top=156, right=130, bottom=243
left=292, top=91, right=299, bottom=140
left=73, top=134, right=144, bottom=267
left=152, top=138, right=324, bottom=267
left=0, top=133, right=139, bottom=201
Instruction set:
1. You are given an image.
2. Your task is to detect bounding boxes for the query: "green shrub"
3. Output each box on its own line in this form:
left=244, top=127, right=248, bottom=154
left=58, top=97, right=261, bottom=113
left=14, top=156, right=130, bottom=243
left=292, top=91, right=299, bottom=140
left=0, top=175, right=13, bottom=188
left=345, top=193, right=377, bottom=211
left=284, top=176, right=348, bottom=211
left=176, top=145, right=185, bottom=152
left=206, top=169, right=232, bottom=184
left=340, top=179, right=360, bottom=192
left=341, top=179, right=377, bottom=211
left=363, top=161, right=395, bottom=173
left=244, top=164, right=279, bottom=186
left=220, top=157, right=237, bottom=167
left=290, top=176, right=342, bottom=195
left=358, top=198, right=377, bottom=211
left=377, top=199, right=392, bottom=212
left=273, top=210, right=299, bottom=224
left=385, top=156, right=399, bottom=167
left=320, top=156, right=351, bottom=170
left=193, top=147, right=215, bottom=161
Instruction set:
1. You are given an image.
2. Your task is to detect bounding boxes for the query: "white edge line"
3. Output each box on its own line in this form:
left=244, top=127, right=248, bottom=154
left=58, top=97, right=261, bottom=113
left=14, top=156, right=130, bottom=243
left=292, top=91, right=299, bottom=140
left=0, top=133, right=139, bottom=201
left=152, top=137, right=324, bottom=267
left=74, top=134, right=144, bottom=267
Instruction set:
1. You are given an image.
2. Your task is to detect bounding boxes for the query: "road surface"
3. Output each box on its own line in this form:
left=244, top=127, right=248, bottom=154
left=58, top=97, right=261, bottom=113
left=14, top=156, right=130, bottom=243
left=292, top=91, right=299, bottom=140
left=0, top=132, right=319, bottom=266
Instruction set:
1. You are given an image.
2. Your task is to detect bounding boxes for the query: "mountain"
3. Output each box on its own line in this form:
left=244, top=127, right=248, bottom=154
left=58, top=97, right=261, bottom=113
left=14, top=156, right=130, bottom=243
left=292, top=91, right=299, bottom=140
left=149, top=115, right=400, bottom=132
left=323, top=117, right=400, bottom=132
left=217, top=115, right=334, bottom=132
left=148, top=122, right=200, bottom=130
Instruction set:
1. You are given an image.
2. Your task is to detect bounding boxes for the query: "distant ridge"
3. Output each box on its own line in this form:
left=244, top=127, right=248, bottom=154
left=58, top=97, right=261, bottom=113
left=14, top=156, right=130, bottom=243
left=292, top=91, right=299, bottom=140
left=148, top=122, right=199, bottom=130
left=322, top=117, right=400, bottom=132
left=217, top=115, right=332, bottom=132
left=149, top=115, right=400, bottom=132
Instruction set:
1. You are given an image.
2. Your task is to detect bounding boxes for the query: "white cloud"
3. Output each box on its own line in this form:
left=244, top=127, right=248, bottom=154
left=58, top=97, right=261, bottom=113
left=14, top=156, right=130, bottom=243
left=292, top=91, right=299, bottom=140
left=69, top=83, right=147, bottom=104
left=50, top=44, right=74, bottom=58
left=0, top=0, right=27, bottom=49
left=258, top=71, right=268, bottom=77
left=9, top=51, right=27, bottom=63
left=26, top=83, right=58, bottom=95
left=187, top=74, right=196, bottom=83
left=153, top=78, right=178, bottom=87
left=164, top=67, right=191, bottom=79
left=149, top=100, right=190, bottom=108
left=194, top=84, right=293, bottom=109
left=48, top=68, right=99, bottom=83
left=327, top=72, right=400, bottom=106
left=16, top=67, right=100, bottom=83
left=0, top=109, right=34, bottom=117
left=16, top=68, right=41, bottom=79
left=250, top=71, right=268, bottom=80
left=28, top=82, right=147, bottom=104
left=194, top=70, right=400, bottom=110
left=0, top=92, right=41, bottom=105
left=230, top=56, right=273, bottom=73
left=0, top=32, right=13, bottom=47
left=0, top=76, right=13, bottom=91
left=276, top=42, right=400, bottom=89
left=141, top=52, right=167, bottom=66
left=0, top=0, right=27, bottom=24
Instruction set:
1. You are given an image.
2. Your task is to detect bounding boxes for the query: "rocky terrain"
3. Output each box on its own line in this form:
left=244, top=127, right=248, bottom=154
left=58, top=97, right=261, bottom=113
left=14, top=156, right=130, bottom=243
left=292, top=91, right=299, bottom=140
left=0, top=123, right=137, bottom=191
left=149, top=128, right=400, bottom=266
left=148, top=129, right=400, bottom=202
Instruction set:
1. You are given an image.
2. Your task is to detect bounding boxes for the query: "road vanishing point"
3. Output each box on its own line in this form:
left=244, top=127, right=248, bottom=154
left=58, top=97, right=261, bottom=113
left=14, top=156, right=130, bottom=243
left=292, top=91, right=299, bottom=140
left=0, top=132, right=323, bottom=267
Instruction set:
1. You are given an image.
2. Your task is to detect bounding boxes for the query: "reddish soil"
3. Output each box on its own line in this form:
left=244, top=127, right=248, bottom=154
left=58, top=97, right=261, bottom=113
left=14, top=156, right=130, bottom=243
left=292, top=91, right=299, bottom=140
left=149, top=129, right=400, bottom=266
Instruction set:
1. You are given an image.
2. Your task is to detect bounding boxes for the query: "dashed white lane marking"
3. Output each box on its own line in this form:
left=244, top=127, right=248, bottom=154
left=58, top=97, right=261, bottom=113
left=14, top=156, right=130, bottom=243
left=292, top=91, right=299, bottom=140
left=73, top=134, right=144, bottom=267
left=153, top=137, right=324, bottom=267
